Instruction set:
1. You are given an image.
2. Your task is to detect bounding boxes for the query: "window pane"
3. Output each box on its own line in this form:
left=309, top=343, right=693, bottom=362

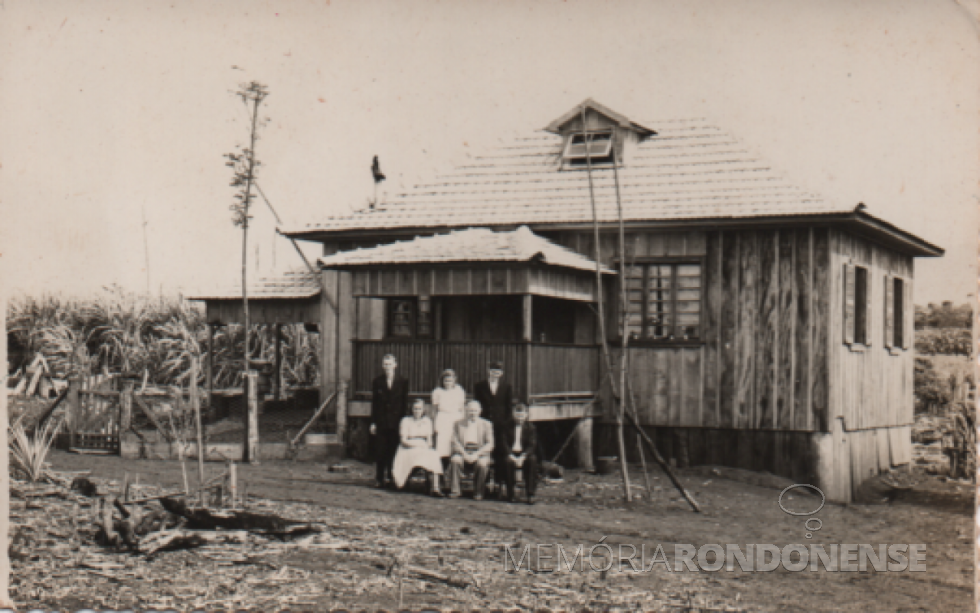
left=676, top=289, right=700, bottom=302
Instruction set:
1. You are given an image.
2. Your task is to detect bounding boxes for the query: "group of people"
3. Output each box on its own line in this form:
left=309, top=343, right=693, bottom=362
left=369, top=355, right=538, bottom=503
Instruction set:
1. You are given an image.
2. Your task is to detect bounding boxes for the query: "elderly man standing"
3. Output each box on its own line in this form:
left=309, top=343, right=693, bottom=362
left=370, top=354, right=409, bottom=489
left=474, top=360, right=514, bottom=481
left=447, top=400, right=494, bottom=500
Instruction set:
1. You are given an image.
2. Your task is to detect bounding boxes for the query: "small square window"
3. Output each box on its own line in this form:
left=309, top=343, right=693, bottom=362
left=563, top=132, right=614, bottom=166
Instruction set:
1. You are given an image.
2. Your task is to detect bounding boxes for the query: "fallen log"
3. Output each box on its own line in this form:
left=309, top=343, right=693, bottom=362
left=402, top=564, right=473, bottom=588
left=159, top=497, right=323, bottom=535
left=139, top=529, right=248, bottom=556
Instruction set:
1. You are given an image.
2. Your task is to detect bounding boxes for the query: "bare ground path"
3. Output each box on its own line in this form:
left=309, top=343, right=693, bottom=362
left=36, top=450, right=973, bottom=611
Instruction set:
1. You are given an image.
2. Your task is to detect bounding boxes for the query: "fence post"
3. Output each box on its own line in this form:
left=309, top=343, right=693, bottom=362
left=67, top=375, right=81, bottom=449
left=191, top=357, right=205, bottom=504
left=336, top=380, right=348, bottom=455
left=120, top=378, right=135, bottom=433
left=245, top=371, right=260, bottom=464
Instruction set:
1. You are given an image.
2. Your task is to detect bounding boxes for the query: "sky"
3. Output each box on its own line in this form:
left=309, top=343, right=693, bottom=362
left=1, top=0, right=977, bottom=305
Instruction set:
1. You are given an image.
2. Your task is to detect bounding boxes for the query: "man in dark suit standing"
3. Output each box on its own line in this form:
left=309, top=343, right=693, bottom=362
left=370, top=354, right=409, bottom=488
left=503, top=404, right=538, bottom=504
left=473, top=360, right=514, bottom=480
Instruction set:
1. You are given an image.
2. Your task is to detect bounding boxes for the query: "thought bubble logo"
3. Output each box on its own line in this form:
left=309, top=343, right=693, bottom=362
left=778, top=484, right=825, bottom=539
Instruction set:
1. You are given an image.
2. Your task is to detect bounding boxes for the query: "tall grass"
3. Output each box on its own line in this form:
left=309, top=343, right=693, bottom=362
left=7, top=288, right=320, bottom=389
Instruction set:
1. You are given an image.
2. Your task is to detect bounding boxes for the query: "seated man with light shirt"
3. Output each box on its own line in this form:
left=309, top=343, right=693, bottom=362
left=447, top=400, right=494, bottom=500
left=503, top=403, right=538, bottom=504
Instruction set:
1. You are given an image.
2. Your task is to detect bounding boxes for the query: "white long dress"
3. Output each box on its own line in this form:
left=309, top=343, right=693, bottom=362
left=432, top=385, right=466, bottom=458
left=391, top=416, right=443, bottom=488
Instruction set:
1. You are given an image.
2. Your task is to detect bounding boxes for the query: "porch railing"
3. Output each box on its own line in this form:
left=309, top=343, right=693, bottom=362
left=352, top=340, right=600, bottom=401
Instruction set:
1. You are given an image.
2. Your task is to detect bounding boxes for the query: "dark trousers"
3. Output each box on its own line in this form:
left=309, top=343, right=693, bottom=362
left=374, top=427, right=399, bottom=484
left=492, top=426, right=509, bottom=470
left=505, top=453, right=537, bottom=498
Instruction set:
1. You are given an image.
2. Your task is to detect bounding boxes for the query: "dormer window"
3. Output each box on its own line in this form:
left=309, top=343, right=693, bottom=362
left=563, top=131, right=615, bottom=167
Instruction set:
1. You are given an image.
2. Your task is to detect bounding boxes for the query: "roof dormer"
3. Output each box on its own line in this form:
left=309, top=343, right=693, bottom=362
left=545, top=99, right=655, bottom=169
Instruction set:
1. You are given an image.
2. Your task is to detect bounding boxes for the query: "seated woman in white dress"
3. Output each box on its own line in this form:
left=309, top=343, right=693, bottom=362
left=431, top=369, right=466, bottom=460
left=391, top=398, right=444, bottom=496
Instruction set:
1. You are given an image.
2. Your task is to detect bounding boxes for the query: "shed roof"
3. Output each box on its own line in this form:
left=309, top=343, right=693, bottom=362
left=282, top=103, right=942, bottom=257
left=187, top=269, right=320, bottom=302
left=318, top=226, right=615, bottom=274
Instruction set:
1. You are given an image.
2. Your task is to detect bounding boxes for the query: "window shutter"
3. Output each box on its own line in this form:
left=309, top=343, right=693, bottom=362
left=843, top=263, right=855, bottom=344
left=864, top=269, right=873, bottom=346
left=884, top=275, right=894, bottom=349
left=901, top=279, right=911, bottom=350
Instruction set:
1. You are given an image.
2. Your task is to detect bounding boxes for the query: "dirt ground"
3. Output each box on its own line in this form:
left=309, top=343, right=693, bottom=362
left=14, top=450, right=974, bottom=611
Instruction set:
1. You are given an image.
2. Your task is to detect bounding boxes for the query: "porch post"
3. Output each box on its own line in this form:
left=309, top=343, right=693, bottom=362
left=522, top=294, right=533, bottom=341
left=576, top=417, right=594, bottom=470
left=273, top=323, right=282, bottom=401
left=523, top=294, right=533, bottom=400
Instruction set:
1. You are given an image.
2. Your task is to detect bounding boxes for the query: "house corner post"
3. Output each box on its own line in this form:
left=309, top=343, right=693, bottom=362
left=319, top=269, right=341, bottom=409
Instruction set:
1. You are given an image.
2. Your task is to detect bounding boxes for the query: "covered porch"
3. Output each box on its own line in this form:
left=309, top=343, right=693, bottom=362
left=319, top=227, right=612, bottom=458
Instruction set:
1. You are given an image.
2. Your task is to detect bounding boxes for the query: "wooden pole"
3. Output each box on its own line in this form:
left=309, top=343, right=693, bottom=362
left=579, top=104, right=630, bottom=501
left=191, top=357, right=205, bottom=506
left=636, top=432, right=651, bottom=494
left=0, top=292, right=13, bottom=608
left=246, top=371, right=260, bottom=464
left=336, top=381, right=348, bottom=454
left=119, top=378, right=134, bottom=432
left=67, top=374, right=80, bottom=449
left=206, top=324, right=214, bottom=419
left=625, top=377, right=700, bottom=512
left=274, top=323, right=282, bottom=401
left=227, top=461, right=238, bottom=508
left=611, top=135, right=631, bottom=502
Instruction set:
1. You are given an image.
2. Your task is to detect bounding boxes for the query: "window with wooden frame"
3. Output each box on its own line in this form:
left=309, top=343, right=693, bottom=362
left=884, top=275, right=908, bottom=351
left=386, top=298, right=434, bottom=339
left=843, top=263, right=871, bottom=346
left=621, top=261, right=702, bottom=342
left=563, top=131, right=614, bottom=167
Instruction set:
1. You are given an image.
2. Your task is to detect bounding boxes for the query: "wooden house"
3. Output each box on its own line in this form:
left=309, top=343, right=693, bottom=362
left=237, top=99, right=940, bottom=501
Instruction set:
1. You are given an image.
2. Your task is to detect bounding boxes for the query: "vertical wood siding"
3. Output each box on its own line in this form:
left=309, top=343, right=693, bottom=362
left=828, top=229, right=914, bottom=430
left=575, top=228, right=835, bottom=432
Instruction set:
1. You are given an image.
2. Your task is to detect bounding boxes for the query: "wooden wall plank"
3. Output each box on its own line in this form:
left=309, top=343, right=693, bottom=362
left=702, top=231, right=721, bottom=428
left=735, top=231, right=757, bottom=428
left=681, top=349, right=701, bottom=426
left=811, top=228, right=830, bottom=432
left=651, top=350, right=670, bottom=424
left=686, top=232, right=707, bottom=256
left=756, top=230, right=778, bottom=429
left=776, top=230, right=796, bottom=430
left=793, top=229, right=812, bottom=430
left=718, top=232, right=738, bottom=428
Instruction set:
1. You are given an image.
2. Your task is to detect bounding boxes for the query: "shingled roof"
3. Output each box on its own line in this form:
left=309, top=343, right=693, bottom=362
left=318, top=226, right=615, bottom=274
left=187, top=269, right=320, bottom=301
left=285, top=115, right=855, bottom=231
left=282, top=102, right=941, bottom=257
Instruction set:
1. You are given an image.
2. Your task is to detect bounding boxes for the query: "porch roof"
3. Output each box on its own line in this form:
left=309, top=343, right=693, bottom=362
left=187, top=269, right=320, bottom=301
left=317, top=226, right=615, bottom=274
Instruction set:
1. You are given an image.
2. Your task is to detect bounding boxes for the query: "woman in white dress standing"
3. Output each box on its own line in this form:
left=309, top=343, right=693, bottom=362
left=391, top=398, right=444, bottom=496
left=432, top=369, right=466, bottom=460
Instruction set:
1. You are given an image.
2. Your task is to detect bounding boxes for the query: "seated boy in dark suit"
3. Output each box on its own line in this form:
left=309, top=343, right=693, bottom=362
left=503, top=403, right=538, bottom=504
